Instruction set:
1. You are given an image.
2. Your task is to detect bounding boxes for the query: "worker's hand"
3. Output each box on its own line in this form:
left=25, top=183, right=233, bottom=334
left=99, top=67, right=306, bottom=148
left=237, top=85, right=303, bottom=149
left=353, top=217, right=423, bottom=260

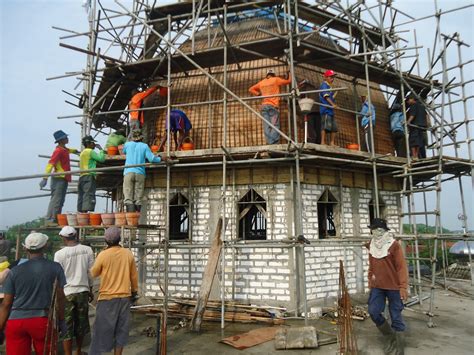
left=332, top=104, right=338, bottom=109
left=130, top=291, right=139, bottom=305
left=39, top=178, right=48, bottom=189
left=400, top=288, right=408, bottom=301
left=89, top=289, right=94, bottom=303
left=58, top=319, right=68, bottom=338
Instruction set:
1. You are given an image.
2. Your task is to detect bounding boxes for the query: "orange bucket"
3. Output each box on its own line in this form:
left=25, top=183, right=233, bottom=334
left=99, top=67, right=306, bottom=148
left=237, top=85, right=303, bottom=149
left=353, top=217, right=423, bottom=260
left=76, top=213, right=90, bottom=226
left=57, top=214, right=68, bottom=226
left=151, top=145, right=159, bottom=153
left=101, top=213, right=115, bottom=226
left=107, top=146, right=119, bottom=155
left=346, top=143, right=360, bottom=150
left=126, top=212, right=140, bottom=226
left=180, top=137, right=194, bottom=151
left=90, top=213, right=102, bottom=226
left=115, top=212, right=127, bottom=226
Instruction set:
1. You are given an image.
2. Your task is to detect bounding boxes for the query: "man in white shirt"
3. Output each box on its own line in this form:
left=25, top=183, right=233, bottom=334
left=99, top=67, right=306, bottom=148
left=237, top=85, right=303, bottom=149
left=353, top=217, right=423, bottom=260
left=54, top=226, right=94, bottom=355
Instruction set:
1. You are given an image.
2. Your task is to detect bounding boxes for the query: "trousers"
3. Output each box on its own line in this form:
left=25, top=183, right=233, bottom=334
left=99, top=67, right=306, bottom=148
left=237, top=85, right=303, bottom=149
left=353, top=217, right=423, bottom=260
left=368, top=288, right=406, bottom=331
left=261, top=105, right=280, bottom=144
left=46, top=178, right=68, bottom=221
left=77, top=175, right=97, bottom=212
left=6, top=317, right=49, bottom=355
left=123, top=173, right=146, bottom=206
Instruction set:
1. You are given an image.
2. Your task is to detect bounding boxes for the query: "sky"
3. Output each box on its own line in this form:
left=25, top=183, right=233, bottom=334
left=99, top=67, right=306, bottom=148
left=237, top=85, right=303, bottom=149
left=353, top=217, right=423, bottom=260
left=0, top=0, right=473, bottom=231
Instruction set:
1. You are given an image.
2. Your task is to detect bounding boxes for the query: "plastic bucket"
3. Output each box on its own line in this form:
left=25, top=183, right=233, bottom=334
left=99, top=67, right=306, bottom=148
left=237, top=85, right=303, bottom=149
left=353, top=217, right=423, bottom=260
left=181, top=137, right=194, bottom=151
left=101, top=213, right=115, bottom=226
left=126, top=212, right=140, bottom=226
left=90, top=213, right=102, bottom=226
left=107, top=146, right=119, bottom=155
left=77, top=213, right=90, bottom=226
left=151, top=145, right=160, bottom=153
left=57, top=214, right=68, bottom=226
left=298, top=98, right=315, bottom=114
left=115, top=212, right=127, bottom=226
left=346, top=143, right=360, bottom=150
left=66, top=213, right=78, bottom=226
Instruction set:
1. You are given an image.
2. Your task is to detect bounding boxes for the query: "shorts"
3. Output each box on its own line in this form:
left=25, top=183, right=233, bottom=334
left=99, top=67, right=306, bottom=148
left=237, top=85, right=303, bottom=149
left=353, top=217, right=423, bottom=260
left=62, top=291, right=90, bottom=340
left=321, top=114, right=338, bottom=133
left=409, top=128, right=424, bottom=148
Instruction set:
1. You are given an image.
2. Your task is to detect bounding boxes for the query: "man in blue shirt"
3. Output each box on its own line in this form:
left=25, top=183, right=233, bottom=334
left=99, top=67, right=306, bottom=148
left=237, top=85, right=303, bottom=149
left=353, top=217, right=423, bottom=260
left=123, top=129, right=162, bottom=212
left=359, top=93, right=376, bottom=153
left=319, top=70, right=338, bottom=146
left=389, top=103, right=407, bottom=157
left=158, top=109, right=193, bottom=151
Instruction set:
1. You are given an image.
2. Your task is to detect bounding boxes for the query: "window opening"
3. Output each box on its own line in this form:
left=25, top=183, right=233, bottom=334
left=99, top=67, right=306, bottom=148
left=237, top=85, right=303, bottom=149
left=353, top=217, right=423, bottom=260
left=238, top=189, right=267, bottom=240
left=169, top=193, right=189, bottom=240
left=317, top=189, right=338, bottom=239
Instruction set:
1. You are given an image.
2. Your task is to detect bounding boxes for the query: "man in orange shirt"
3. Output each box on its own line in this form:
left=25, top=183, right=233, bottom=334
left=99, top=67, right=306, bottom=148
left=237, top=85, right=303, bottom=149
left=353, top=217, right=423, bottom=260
left=128, top=85, right=161, bottom=133
left=89, top=227, right=138, bottom=355
left=249, top=69, right=291, bottom=144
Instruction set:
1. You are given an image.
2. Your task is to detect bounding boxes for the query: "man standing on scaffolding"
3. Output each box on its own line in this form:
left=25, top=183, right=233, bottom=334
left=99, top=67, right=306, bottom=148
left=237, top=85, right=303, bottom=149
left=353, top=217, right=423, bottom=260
left=359, top=92, right=376, bottom=153
left=128, top=84, right=161, bottom=137
left=319, top=70, right=339, bottom=146
left=249, top=69, right=291, bottom=145
left=406, top=94, right=427, bottom=160
left=40, top=130, right=79, bottom=226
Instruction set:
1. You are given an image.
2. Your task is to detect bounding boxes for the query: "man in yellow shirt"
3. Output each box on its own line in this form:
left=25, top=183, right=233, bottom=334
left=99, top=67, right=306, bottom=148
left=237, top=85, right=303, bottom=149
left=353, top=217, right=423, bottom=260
left=249, top=69, right=291, bottom=144
left=89, top=227, right=138, bottom=355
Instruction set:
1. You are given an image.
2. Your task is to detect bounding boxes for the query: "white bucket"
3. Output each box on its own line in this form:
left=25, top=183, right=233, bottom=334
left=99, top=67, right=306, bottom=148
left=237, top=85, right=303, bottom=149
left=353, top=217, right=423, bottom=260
left=66, top=213, right=78, bottom=226
left=298, top=98, right=315, bottom=114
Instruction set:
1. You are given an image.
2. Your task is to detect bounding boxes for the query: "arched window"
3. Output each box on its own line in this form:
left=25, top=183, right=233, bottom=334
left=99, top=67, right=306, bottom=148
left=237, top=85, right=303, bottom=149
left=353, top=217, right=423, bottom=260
left=318, top=189, right=338, bottom=239
left=169, top=193, right=189, bottom=240
left=238, top=189, right=267, bottom=240
left=369, top=195, right=386, bottom=224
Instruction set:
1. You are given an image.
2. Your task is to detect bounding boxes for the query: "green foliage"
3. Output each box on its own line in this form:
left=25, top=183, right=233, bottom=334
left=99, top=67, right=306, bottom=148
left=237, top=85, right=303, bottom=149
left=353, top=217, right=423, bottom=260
left=402, top=223, right=451, bottom=234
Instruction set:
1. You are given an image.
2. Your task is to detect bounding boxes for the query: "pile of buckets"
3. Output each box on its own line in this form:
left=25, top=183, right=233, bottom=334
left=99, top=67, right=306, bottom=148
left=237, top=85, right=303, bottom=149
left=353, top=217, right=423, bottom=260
left=56, top=212, right=140, bottom=227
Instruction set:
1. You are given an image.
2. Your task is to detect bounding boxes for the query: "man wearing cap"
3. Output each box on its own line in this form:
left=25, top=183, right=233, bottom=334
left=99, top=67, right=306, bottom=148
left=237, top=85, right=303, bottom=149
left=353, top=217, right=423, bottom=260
left=123, top=129, right=162, bottom=213
left=359, top=92, right=376, bottom=153
left=89, top=227, right=138, bottom=355
left=249, top=69, right=292, bottom=144
left=158, top=109, right=193, bottom=151
left=367, top=218, right=408, bottom=354
left=40, top=130, right=79, bottom=225
left=78, top=135, right=106, bottom=212
left=54, top=227, right=94, bottom=355
left=0, top=233, right=67, bottom=355
left=319, top=70, right=338, bottom=146
left=105, top=128, right=127, bottom=149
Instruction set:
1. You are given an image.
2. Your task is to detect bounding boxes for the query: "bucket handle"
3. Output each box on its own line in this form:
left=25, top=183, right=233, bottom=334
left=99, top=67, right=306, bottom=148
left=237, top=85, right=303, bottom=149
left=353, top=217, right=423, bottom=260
left=182, top=136, right=193, bottom=144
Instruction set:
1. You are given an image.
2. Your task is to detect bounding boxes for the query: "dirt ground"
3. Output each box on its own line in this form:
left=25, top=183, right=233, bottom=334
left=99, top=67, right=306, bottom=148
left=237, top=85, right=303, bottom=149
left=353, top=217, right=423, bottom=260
left=1, top=283, right=472, bottom=354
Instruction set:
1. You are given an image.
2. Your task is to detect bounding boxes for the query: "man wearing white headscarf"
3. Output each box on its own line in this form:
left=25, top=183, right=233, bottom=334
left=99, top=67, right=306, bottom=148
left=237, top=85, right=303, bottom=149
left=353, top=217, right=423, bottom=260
left=366, top=218, right=408, bottom=355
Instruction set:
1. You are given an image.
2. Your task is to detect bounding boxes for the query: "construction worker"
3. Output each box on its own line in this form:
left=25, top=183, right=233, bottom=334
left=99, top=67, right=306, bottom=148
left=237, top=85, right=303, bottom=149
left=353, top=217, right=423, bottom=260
left=158, top=109, right=193, bottom=151
left=367, top=218, right=408, bottom=355
left=406, top=94, right=428, bottom=160
left=319, top=70, right=338, bottom=146
left=105, top=128, right=127, bottom=149
left=0, top=232, right=12, bottom=260
left=89, top=227, right=138, bottom=355
left=78, top=135, right=106, bottom=212
left=123, top=129, right=162, bottom=212
left=128, top=84, right=161, bottom=134
left=40, top=130, right=79, bottom=225
left=359, top=92, right=376, bottom=153
left=0, top=233, right=67, bottom=355
left=389, top=103, right=407, bottom=158
left=54, top=226, right=94, bottom=355
left=249, top=69, right=291, bottom=144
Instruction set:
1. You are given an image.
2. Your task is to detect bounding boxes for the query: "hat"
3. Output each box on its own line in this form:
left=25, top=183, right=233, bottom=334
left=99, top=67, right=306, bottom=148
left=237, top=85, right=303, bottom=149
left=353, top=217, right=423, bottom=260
left=266, top=69, right=275, bottom=76
left=59, top=226, right=77, bottom=239
left=82, top=135, right=96, bottom=146
left=131, top=129, right=143, bottom=141
left=23, top=232, right=49, bottom=250
left=104, top=227, right=121, bottom=244
left=323, top=69, right=336, bottom=78
left=368, top=218, right=390, bottom=231
left=53, top=130, right=68, bottom=143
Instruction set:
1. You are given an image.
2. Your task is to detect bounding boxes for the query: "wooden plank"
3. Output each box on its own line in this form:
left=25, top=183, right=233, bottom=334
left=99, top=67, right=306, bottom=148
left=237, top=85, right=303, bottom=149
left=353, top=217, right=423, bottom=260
left=190, top=218, right=223, bottom=332
left=221, top=327, right=278, bottom=350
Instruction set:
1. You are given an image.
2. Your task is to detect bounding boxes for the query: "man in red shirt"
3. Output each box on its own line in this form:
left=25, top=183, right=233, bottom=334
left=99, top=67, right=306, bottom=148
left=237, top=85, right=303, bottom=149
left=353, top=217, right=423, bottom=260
left=39, top=130, right=79, bottom=225
left=249, top=69, right=291, bottom=144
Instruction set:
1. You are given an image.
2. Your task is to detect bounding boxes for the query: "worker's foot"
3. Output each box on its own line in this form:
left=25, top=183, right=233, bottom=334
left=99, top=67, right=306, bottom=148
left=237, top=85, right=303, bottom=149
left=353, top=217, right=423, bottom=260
left=394, top=331, right=405, bottom=355
left=44, top=219, right=58, bottom=227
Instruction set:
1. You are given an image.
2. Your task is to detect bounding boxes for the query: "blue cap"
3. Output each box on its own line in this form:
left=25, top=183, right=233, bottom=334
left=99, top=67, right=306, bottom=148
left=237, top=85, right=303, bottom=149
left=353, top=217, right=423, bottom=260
left=53, top=130, right=68, bottom=143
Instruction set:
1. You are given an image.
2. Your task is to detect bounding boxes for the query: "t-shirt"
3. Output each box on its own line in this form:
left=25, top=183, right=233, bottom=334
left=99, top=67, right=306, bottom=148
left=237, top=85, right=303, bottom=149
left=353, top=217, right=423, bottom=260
left=54, top=244, right=94, bottom=296
left=123, top=141, right=161, bottom=176
left=129, top=86, right=158, bottom=124
left=390, top=111, right=404, bottom=133
left=249, top=76, right=292, bottom=107
left=3, top=257, right=66, bottom=319
left=165, top=110, right=192, bottom=132
left=45, top=146, right=78, bottom=182
left=408, top=101, right=427, bottom=128
left=90, top=246, right=138, bottom=301
left=105, top=133, right=127, bottom=148
left=80, top=148, right=106, bottom=176
left=319, top=81, right=335, bottom=116
left=360, top=100, right=376, bottom=128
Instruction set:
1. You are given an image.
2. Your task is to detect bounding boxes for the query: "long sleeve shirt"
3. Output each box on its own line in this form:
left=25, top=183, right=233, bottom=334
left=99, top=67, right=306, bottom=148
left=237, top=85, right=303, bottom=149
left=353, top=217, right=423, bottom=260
left=45, top=146, right=78, bottom=182
left=249, top=76, right=291, bottom=107
left=367, top=241, right=408, bottom=291
left=90, top=246, right=138, bottom=301
left=390, top=111, right=404, bottom=133
left=123, top=141, right=161, bottom=176
left=360, top=100, right=376, bottom=128
left=79, top=148, right=106, bottom=176
left=128, top=86, right=159, bottom=124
